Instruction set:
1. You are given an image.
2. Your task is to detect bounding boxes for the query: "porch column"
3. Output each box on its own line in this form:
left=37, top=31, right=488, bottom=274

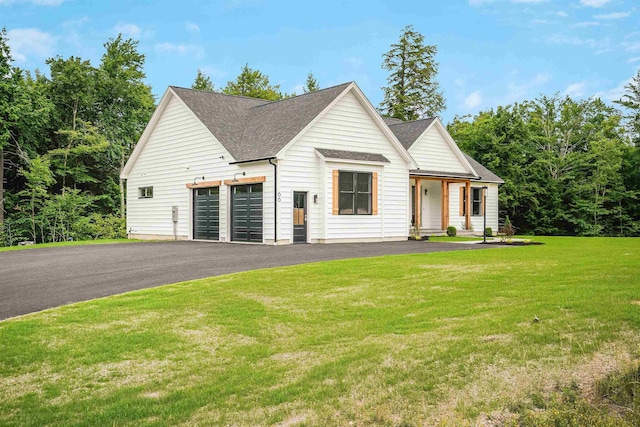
left=414, top=179, right=421, bottom=228
left=465, top=180, right=471, bottom=230
left=441, top=180, right=449, bottom=229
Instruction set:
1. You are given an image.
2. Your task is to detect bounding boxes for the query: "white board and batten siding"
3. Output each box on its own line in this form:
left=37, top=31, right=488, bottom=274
left=278, top=90, right=410, bottom=243
left=409, top=125, right=470, bottom=174
left=447, top=182, right=499, bottom=232
left=126, top=94, right=274, bottom=242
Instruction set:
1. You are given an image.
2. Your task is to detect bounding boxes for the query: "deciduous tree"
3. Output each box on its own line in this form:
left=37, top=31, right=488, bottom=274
left=191, top=69, right=214, bottom=92
left=222, top=64, right=283, bottom=100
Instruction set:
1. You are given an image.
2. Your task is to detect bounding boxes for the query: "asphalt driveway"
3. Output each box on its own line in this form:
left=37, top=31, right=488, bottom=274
left=0, top=240, right=493, bottom=320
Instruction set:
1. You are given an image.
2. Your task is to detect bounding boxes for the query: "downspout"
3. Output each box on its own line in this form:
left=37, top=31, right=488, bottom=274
left=268, top=159, right=278, bottom=245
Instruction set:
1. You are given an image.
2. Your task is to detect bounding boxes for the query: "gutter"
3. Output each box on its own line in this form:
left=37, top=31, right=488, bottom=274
left=268, top=159, right=278, bottom=245
left=229, top=156, right=277, bottom=165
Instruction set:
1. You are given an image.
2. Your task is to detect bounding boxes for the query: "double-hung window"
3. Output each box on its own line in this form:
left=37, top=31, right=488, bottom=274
left=472, top=187, right=482, bottom=216
left=338, top=171, right=372, bottom=215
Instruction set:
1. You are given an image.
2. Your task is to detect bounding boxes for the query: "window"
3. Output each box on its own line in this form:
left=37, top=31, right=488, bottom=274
left=472, top=187, right=483, bottom=216
left=138, top=186, right=153, bottom=199
left=338, top=171, right=371, bottom=215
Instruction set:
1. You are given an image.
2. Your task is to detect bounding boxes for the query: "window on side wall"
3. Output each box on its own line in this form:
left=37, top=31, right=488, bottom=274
left=338, top=171, right=371, bottom=215
left=138, top=186, right=153, bottom=199
left=472, top=187, right=483, bottom=216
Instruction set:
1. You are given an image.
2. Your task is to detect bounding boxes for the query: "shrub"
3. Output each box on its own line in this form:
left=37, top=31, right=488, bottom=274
left=484, top=227, right=493, bottom=237
left=446, top=226, right=457, bottom=237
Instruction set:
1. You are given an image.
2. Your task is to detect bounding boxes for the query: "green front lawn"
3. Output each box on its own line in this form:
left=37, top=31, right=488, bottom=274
left=1, top=237, right=639, bottom=425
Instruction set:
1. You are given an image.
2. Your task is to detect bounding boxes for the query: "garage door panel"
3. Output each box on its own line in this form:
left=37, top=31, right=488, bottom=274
left=193, top=187, right=219, bottom=240
left=232, top=184, right=263, bottom=243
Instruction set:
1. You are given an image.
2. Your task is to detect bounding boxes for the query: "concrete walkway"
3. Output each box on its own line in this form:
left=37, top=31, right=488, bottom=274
left=0, top=240, right=494, bottom=320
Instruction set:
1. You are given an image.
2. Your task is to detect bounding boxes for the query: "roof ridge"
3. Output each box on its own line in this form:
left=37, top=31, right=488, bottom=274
left=170, top=81, right=353, bottom=107
left=169, top=86, right=271, bottom=103
left=248, top=81, right=353, bottom=110
left=387, top=117, right=436, bottom=127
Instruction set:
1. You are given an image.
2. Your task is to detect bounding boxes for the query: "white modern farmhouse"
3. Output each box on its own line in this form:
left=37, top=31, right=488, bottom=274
left=121, top=82, right=502, bottom=244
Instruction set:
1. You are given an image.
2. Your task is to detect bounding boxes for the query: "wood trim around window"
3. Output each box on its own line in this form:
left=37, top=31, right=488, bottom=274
left=332, top=170, right=339, bottom=215
left=372, top=172, right=378, bottom=215
left=186, top=180, right=222, bottom=189
left=465, top=181, right=471, bottom=229
left=223, top=176, right=266, bottom=186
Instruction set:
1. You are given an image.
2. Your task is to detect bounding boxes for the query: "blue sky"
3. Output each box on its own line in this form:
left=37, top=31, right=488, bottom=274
left=3, top=0, right=638, bottom=123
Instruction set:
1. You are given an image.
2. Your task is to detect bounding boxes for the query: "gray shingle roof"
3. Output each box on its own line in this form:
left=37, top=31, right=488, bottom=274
left=387, top=118, right=436, bottom=149
left=171, top=83, right=352, bottom=162
left=463, top=154, right=504, bottom=183
left=382, top=117, right=404, bottom=126
left=315, top=148, right=390, bottom=163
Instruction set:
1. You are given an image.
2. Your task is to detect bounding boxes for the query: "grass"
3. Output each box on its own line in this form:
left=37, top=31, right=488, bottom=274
left=1, top=236, right=639, bottom=425
left=0, top=239, right=139, bottom=252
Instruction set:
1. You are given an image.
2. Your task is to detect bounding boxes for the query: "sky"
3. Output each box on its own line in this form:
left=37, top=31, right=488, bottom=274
left=2, top=0, right=639, bottom=123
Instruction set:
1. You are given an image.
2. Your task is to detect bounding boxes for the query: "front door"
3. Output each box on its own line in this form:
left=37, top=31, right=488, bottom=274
left=293, top=192, right=307, bottom=243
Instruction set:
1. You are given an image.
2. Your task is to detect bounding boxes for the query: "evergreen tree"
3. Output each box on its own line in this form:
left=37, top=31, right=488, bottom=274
left=191, top=69, right=214, bottom=92
left=222, top=64, right=283, bottom=100
left=614, top=69, right=640, bottom=145
left=380, top=25, right=445, bottom=121
left=303, top=72, right=319, bottom=93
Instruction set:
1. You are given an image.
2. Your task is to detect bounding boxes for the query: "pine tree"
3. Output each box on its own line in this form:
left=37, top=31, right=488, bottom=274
left=380, top=25, right=445, bottom=121
left=303, top=72, right=319, bottom=93
left=614, top=69, right=640, bottom=145
left=191, top=69, right=214, bottom=92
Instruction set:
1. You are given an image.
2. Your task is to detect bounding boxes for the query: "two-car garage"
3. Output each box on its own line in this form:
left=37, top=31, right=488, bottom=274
left=192, top=184, right=263, bottom=243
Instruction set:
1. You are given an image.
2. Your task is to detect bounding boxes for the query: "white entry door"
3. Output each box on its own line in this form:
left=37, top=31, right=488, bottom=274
left=421, top=185, right=430, bottom=229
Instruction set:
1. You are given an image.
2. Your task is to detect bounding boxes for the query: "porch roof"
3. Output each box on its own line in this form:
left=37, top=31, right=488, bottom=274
left=410, top=169, right=479, bottom=180
left=315, top=148, right=390, bottom=163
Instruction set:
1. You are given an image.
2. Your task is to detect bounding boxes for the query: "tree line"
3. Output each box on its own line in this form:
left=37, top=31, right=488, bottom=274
left=1, top=24, right=638, bottom=245
left=449, top=85, right=640, bottom=236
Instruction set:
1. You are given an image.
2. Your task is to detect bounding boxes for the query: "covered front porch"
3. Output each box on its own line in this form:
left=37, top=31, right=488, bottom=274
left=410, top=174, right=474, bottom=233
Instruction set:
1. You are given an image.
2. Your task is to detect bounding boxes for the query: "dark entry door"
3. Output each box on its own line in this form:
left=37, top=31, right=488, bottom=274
left=293, top=192, right=307, bottom=243
left=193, top=187, right=219, bottom=240
left=232, top=183, right=263, bottom=242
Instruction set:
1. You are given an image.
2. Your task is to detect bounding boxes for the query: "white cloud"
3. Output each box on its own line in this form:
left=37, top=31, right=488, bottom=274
left=502, top=71, right=551, bottom=104
left=186, top=22, right=200, bottom=33
left=546, top=33, right=609, bottom=50
left=531, top=19, right=553, bottom=25
left=113, top=23, right=141, bottom=39
left=563, top=81, right=586, bottom=97
left=0, top=0, right=64, bottom=5
left=62, top=16, right=89, bottom=28
left=580, top=0, right=611, bottom=7
left=512, top=0, right=548, bottom=3
left=464, top=91, right=482, bottom=109
left=625, top=41, right=640, bottom=51
left=628, top=57, right=640, bottom=63
left=468, top=0, right=494, bottom=6
left=155, top=42, right=204, bottom=57
left=557, top=11, right=568, bottom=17
left=6, top=28, right=56, bottom=62
left=594, top=75, right=634, bottom=102
left=570, top=21, right=602, bottom=28
left=594, top=11, right=631, bottom=19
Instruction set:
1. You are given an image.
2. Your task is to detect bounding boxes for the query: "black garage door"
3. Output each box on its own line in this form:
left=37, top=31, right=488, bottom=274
left=193, top=187, right=219, bottom=240
left=232, top=183, right=263, bottom=242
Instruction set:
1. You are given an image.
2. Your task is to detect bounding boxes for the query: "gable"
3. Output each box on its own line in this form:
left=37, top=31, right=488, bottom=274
left=409, top=121, right=475, bottom=175
left=279, top=86, right=413, bottom=166
left=122, top=89, right=232, bottom=179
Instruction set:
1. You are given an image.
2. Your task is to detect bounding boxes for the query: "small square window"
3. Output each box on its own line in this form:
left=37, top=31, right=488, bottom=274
left=138, top=186, right=153, bottom=199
